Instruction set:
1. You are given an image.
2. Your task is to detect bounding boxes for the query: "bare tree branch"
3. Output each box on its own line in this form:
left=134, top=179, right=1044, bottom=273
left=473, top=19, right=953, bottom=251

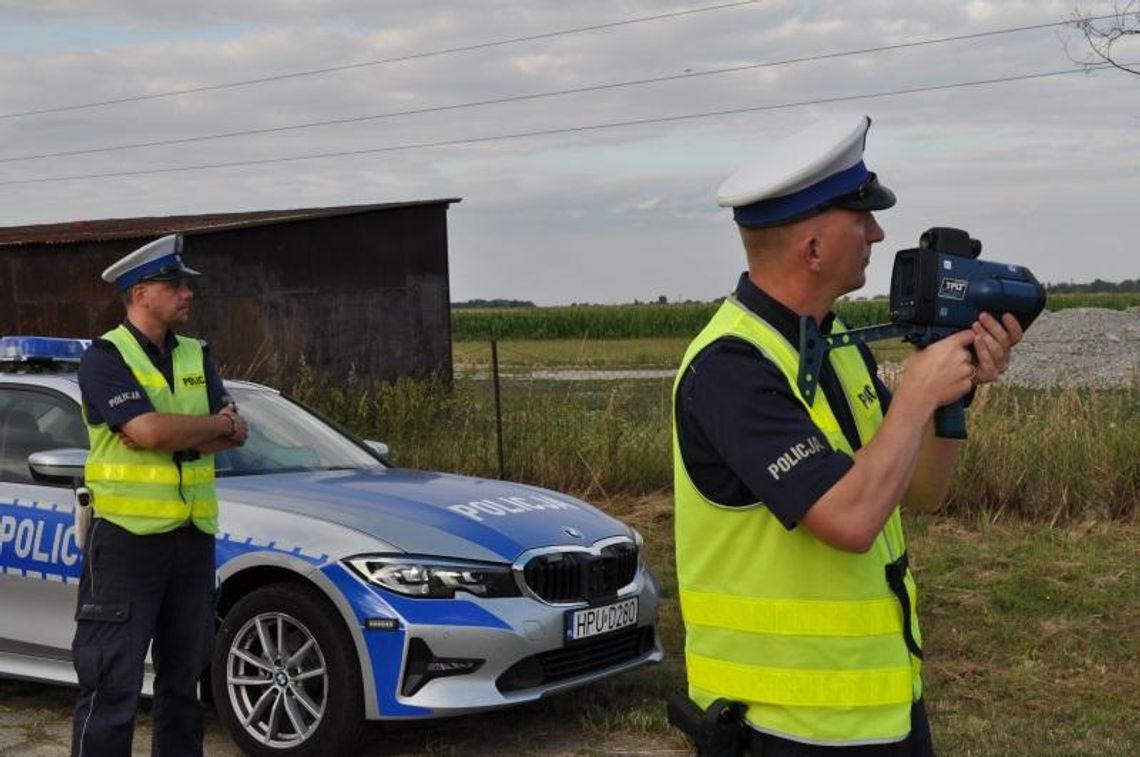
left=1069, top=1, right=1140, bottom=76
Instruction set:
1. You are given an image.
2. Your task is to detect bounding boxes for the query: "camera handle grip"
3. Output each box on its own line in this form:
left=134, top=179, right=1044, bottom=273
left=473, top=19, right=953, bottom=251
left=797, top=316, right=970, bottom=439
left=934, top=401, right=967, bottom=439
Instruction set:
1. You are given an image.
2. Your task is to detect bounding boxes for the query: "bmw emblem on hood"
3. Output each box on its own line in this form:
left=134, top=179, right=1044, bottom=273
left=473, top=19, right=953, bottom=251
left=562, top=526, right=584, bottom=539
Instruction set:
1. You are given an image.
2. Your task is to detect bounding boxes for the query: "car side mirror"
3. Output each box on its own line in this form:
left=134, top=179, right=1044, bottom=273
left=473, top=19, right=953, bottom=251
left=363, top=440, right=391, bottom=462
left=28, top=448, right=89, bottom=485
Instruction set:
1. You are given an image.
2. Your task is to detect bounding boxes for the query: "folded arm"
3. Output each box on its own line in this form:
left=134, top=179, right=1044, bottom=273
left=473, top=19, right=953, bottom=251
left=119, top=405, right=247, bottom=451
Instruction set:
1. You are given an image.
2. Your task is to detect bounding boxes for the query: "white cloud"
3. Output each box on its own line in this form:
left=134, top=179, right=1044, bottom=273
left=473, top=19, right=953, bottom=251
left=964, top=1, right=999, bottom=22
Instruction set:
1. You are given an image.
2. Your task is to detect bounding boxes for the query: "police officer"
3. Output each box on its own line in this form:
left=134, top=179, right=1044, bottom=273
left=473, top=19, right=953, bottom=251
left=72, top=234, right=247, bottom=757
left=672, top=116, right=1022, bottom=755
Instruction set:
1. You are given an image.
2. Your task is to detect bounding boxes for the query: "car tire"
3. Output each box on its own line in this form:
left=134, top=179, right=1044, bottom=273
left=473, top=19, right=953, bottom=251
left=211, top=581, right=365, bottom=757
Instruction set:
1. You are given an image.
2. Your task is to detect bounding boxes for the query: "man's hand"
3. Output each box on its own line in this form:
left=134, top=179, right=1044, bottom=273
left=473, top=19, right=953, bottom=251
left=898, top=329, right=977, bottom=412
left=218, top=404, right=248, bottom=445
left=971, top=312, right=1023, bottom=384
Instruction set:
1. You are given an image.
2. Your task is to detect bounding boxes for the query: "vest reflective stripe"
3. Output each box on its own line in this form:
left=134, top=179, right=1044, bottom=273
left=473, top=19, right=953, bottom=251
left=673, top=296, right=921, bottom=745
left=93, top=494, right=207, bottom=518
left=84, top=325, right=218, bottom=535
left=687, top=654, right=913, bottom=708
left=85, top=462, right=215, bottom=486
left=681, top=590, right=903, bottom=637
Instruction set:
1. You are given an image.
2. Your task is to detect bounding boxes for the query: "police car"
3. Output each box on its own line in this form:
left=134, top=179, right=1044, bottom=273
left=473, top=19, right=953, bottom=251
left=0, top=337, right=662, bottom=756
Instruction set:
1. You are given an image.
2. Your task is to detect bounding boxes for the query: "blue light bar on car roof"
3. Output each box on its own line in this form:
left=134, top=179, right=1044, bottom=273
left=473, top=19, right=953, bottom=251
left=0, top=336, right=90, bottom=363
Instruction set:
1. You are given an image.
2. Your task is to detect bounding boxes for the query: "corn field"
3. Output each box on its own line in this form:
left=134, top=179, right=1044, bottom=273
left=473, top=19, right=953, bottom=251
left=452, top=292, right=1140, bottom=341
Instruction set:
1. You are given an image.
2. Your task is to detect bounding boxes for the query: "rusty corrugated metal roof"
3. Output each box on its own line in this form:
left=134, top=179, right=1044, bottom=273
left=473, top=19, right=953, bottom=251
left=0, top=199, right=461, bottom=247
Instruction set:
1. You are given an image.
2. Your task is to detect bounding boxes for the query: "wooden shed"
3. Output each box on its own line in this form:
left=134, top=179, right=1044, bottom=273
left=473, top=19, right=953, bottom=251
left=0, top=200, right=460, bottom=382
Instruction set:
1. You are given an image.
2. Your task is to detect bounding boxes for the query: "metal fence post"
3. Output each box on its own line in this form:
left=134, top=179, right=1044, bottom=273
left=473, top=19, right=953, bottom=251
left=490, top=339, right=505, bottom=480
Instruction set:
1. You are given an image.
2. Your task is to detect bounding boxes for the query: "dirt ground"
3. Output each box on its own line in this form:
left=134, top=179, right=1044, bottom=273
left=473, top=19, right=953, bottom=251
left=0, top=678, right=689, bottom=756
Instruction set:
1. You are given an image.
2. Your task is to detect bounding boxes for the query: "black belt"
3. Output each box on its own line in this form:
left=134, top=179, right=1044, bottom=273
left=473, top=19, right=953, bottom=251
left=885, top=552, right=923, bottom=660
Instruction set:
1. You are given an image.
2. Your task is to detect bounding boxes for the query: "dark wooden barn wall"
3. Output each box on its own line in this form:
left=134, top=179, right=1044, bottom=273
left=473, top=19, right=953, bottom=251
left=0, top=204, right=452, bottom=382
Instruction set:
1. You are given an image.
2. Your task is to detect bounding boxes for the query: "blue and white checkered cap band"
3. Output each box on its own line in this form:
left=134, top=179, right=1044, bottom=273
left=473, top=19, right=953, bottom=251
left=732, top=161, right=869, bottom=227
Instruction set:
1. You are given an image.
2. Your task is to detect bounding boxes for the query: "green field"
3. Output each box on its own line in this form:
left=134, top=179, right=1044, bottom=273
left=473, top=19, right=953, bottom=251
left=452, top=292, right=1140, bottom=341
left=453, top=334, right=914, bottom=371
left=453, top=336, right=690, bottom=370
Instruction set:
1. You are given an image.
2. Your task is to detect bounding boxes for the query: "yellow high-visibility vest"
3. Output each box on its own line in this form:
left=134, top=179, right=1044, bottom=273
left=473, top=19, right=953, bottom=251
left=673, top=296, right=922, bottom=745
left=84, top=325, right=218, bottom=535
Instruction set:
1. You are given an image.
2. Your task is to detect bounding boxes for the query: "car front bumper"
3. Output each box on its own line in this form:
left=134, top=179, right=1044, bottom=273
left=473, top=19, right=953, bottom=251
left=325, top=561, right=663, bottom=719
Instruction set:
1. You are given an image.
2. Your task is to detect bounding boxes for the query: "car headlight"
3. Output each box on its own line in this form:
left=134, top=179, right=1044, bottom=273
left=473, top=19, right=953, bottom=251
left=346, top=555, right=522, bottom=599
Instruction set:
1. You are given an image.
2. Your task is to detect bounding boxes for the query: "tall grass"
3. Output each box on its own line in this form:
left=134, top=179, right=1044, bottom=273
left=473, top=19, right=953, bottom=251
left=950, top=385, right=1140, bottom=522
left=273, top=359, right=1138, bottom=522
left=274, top=362, right=673, bottom=495
left=452, top=293, right=1139, bottom=341
left=280, top=365, right=499, bottom=477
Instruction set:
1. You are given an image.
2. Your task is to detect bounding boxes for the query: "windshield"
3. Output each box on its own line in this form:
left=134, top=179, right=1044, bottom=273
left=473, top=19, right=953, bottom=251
left=215, top=386, right=384, bottom=476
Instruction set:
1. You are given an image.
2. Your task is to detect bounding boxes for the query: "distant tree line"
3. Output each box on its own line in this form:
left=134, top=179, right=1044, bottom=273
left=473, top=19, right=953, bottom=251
left=452, top=298, right=536, bottom=309
left=1045, top=279, right=1140, bottom=294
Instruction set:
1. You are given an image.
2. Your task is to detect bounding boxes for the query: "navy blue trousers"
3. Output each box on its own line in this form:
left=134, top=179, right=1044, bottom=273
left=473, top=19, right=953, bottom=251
left=71, top=519, right=215, bottom=757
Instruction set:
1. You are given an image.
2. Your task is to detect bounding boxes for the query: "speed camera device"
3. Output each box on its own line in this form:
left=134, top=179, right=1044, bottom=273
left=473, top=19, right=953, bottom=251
left=798, top=227, right=1046, bottom=439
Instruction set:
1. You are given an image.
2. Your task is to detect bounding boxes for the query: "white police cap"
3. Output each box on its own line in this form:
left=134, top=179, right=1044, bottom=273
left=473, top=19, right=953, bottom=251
left=101, top=234, right=200, bottom=292
left=717, top=114, right=895, bottom=228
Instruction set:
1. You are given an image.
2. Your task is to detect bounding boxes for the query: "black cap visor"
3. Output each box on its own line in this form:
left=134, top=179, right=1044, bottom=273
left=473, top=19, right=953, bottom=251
left=139, top=264, right=201, bottom=284
left=827, top=172, right=896, bottom=212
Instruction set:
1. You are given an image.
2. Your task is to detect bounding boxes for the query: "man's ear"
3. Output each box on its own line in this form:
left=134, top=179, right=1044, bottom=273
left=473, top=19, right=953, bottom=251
left=124, top=283, right=147, bottom=307
left=800, top=233, right=823, bottom=273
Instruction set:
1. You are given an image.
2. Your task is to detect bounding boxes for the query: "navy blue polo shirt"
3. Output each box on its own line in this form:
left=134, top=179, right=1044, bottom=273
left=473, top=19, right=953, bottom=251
left=676, top=274, right=892, bottom=529
left=79, top=321, right=226, bottom=431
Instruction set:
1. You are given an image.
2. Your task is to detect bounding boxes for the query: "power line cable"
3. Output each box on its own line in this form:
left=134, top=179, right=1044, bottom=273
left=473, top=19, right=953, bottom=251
left=0, top=63, right=1121, bottom=188
left=0, top=0, right=762, bottom=120
left=0, top=14, right=1115, bottom=165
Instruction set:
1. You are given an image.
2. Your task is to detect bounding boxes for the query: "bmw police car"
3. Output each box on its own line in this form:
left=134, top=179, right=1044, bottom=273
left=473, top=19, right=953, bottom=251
left=0, top=337, right=662, bottom=756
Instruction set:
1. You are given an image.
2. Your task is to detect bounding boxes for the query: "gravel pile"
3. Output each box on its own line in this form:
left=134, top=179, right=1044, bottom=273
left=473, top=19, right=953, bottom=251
left=874, top=307, right=1140, bottom=388
left=1000, top=307, right=1140, bottom=388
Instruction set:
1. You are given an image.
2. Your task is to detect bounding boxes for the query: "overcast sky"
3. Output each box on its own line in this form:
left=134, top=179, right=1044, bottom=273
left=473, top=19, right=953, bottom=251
left=0, top=0, right=1135, bottom=305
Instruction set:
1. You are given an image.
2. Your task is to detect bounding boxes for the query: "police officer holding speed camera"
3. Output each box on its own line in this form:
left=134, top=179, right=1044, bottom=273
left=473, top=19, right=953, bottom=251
left=671, top=115, right=1022, bottom=755
left=72, top=234, right=247, bottom=756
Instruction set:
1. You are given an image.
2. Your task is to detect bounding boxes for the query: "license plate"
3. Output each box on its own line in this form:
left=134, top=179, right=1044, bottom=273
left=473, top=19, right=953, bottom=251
left=564, top=597, right=638, bottom=641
